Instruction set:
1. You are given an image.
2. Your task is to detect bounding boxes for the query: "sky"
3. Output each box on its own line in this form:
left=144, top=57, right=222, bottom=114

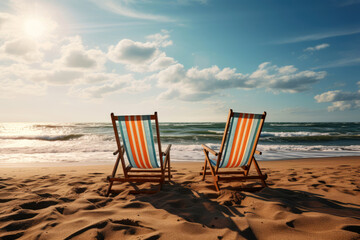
left=0, top=0, right=359, bottom=122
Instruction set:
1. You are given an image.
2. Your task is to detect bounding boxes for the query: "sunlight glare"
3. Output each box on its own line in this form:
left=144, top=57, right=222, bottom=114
left=23, top=18, right=47, bottom=39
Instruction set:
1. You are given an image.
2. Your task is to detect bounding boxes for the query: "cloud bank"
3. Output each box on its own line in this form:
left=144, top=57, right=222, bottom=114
left=155, top=62, right=326, bottom=101
left=305, top=43, right=330, bottom=52
left=0, top=1, right=330, bottom=109
left=314, top=82, right=360, bottom=111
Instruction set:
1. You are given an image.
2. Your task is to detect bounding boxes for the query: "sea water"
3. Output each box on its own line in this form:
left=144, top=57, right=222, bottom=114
left=0, top=122, right=359, bottom=165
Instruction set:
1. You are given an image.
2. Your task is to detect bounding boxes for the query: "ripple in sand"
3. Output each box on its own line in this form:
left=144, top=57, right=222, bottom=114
left=20, top=200, right=58, bottom=210
left=342, top=225, right=360, bottom=234
left=0, top=211, right=38, bottom=221
left=0, top=232, right=24, bottom=240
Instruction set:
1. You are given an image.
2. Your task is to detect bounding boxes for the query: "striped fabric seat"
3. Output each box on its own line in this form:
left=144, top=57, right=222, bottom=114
left=219, top=113, right=263, bottom=168
left=201, top=109, right=267, bottom=192
left=117, top=115, right=159, bottom=168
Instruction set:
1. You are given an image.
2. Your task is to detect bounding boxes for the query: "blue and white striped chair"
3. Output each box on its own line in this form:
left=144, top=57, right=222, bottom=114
left=106, top=112, right=171, bottom=196
left=201, top=109, right=267, bottom=191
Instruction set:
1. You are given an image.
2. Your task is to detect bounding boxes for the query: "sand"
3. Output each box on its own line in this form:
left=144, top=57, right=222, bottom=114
left=1, top=157, right=360, bottom=239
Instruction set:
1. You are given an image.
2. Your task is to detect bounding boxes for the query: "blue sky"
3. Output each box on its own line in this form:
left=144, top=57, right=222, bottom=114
left=0, top=0, right=359, bottom=122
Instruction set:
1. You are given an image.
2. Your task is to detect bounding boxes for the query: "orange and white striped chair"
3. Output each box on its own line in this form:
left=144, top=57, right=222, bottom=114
left=106, top=112, right=171, bottom=196
left=201, top=109, right=267, bottom=191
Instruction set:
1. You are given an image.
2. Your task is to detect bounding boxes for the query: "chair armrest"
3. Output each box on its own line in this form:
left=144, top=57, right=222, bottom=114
left=201, top=144, right=218, bottom=156
left=255, top=150, right=262, bottom=155
left=113, top=145, right=125, bottom=155
left=163, top=144, right=172, bottom=156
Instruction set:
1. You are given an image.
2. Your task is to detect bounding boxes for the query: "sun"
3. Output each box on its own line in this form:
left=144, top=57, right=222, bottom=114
left=23, top=18, right=47, bottom=39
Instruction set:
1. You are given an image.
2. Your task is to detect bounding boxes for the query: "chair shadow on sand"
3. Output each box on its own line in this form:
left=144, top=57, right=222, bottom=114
left=130, top=181, right=258, bottom=239
left=251, top=187, right=360, bottom=220
left=123, top=182, right=360, bottom=236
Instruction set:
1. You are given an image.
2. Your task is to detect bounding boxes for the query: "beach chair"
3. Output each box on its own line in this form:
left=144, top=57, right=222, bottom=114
left=201, top=109, right=267, bottom=191
left=106, top=112, right=171, bottom=196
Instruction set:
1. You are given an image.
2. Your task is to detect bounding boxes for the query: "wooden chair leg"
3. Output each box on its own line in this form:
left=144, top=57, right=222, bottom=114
left=202, top=157, right=208, bottom=181
left=213, top=176, right=220, bottom=192
left=106, top=181, right=114, bottom=197
left=167, top=154, right=171, bottom=181
left=214, top=180, right=220, bottom=192
left=253, top=157, right=267, bottom=187
left=107, top=154, right=122, bottom=197
left=203, top=150, right=221, bottom=191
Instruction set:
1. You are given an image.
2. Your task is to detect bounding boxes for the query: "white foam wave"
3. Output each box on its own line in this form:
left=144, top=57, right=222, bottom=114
left=262, top=131, right=332, bottom=137
left=207, top=130, right=224, bottom=134
left=257, top=144, right=360, bottom=152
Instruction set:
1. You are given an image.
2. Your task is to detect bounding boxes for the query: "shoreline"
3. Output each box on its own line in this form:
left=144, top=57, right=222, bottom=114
left=0, top=156, right=359, bottom=239
left=1, top=155, right=360, bottom=168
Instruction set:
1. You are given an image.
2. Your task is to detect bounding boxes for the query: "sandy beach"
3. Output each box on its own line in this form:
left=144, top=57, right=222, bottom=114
left=1, top=157, right=360, bottom=239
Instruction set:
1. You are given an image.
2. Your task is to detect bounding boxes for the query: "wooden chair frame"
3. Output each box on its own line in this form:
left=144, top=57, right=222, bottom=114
left=106, top=112, right=171, bottom=196
left=201, top=109, right=267, bottom=192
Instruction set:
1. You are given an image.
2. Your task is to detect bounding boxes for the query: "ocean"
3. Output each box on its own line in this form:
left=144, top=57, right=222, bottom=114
left=0, top=122, right=359, bottom=165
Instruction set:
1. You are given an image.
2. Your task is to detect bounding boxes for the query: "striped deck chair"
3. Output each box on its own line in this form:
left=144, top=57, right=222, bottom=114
left=201, top=109, right=267, bottom=192
left=106, top=112, right=171, bottom=196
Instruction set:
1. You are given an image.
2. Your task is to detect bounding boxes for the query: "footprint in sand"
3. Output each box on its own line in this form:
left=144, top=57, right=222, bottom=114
left=342, top=225, right=360, bottom=234
left=0, top=211, right=38, bottom=222
left=0, top=198, right=15, bottom=203
left=3, top=219, right=35, bottom=232
left=288, top=177, right=297, bottom=182
left=122, top=202, right=146, bottom=209
left=36, top=193, right=55, bottom=198
left=41, top=222, right=59, bottom=230
left=20, top=200, right=59, bottom=210
left=55, top=207, right=65, bottom=214
left=86, top=198, right=113, bottom=208
left=68, top=181, right=95, bottom=186
left=72, top=187, right=87, bottom=194
left=59, top=197, right=75, bottom=203
left=0, top=232, right=24, bottom=240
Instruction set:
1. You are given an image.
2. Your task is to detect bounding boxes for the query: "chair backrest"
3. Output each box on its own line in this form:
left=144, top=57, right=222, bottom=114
left=218, top=111, right=266, bottom=168
left=111, top=113, right=162, bottom=169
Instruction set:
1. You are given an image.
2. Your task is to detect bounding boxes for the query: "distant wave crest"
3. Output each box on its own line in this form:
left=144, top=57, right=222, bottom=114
left=0, top=134, right=84, bottom=141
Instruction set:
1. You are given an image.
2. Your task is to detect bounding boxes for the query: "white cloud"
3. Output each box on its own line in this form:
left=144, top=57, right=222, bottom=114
left=155, top=62, right=326, bottom=101
left=314, top=84, right=360, bottom=111
left=0, top=12, right=16, bottom=39
left=0, top=37, right=43, bottom=62
left=70, top=73, right=149, bottom=99
left=93, top=0, right=173, bottom=22
left=56, top=36, right=106, bottom=71
left=267, top=70, right=326, bottom=93
left=0, top=64, right=47, bottom=98
left=305, top=43, right=330, bottom=52
left=0, top=78, right=46, bottom=99
left=146, top=30, right=173, bottom=47
left=275, top=28, right=360, bottom=44
left=32, top=70, right=84, bottom=85
left=313, top=57, right=360, bottom=69
left=108, top=31, right=175, bottom=72
left=108, top=39, right=159, bottom=65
